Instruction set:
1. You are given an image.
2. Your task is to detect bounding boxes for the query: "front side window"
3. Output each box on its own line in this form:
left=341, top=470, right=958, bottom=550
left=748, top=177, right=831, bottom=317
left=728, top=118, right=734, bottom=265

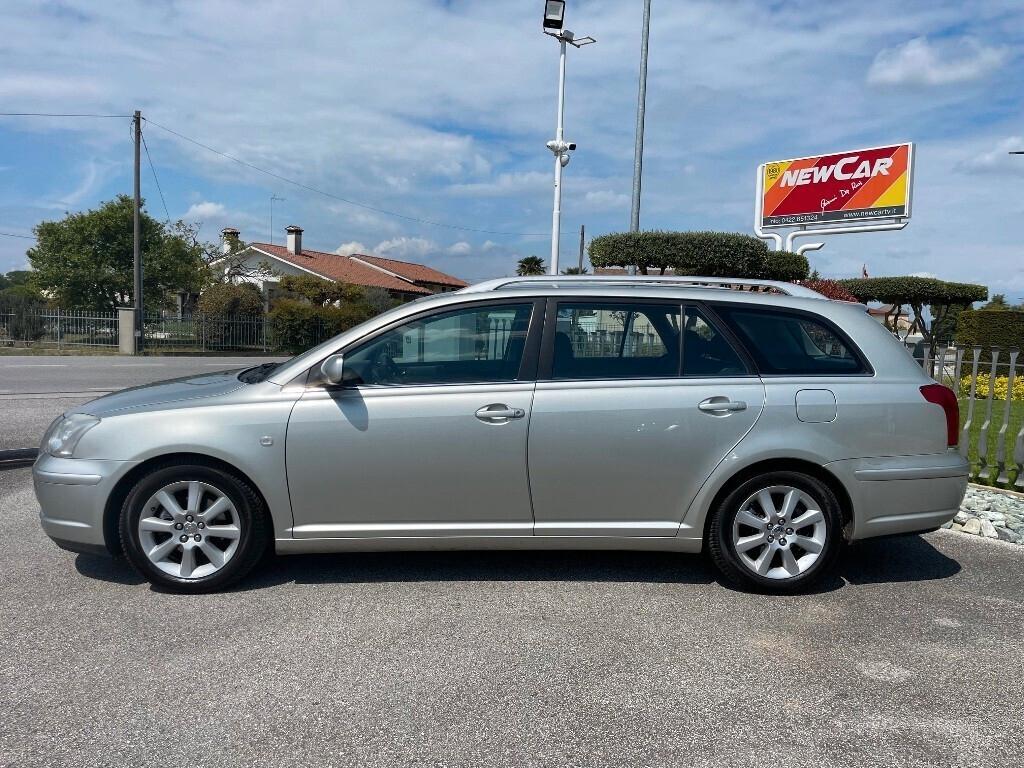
left=551, top=302, right=681, bottom=380
left=715, top=306, right=867, bottom=375
left=341, top=303, right=533, bottom=386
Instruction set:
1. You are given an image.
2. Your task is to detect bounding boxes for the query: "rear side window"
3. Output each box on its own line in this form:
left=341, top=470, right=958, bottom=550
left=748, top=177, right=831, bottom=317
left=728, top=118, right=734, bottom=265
left=682, top=307, right=749, bottom=377
left=714, top=306, right=867, bottom=376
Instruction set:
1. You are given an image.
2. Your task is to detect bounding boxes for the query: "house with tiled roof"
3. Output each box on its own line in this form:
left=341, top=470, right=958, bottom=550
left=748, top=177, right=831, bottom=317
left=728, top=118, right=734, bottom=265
left=218, top=226, right=467, bottom=305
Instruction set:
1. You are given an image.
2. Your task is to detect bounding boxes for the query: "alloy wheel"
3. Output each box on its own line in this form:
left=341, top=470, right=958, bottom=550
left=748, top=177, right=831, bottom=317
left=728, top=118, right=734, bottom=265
left=137, top=480, right=242, bottom=580
left=731, top=485, right=827, bottom=580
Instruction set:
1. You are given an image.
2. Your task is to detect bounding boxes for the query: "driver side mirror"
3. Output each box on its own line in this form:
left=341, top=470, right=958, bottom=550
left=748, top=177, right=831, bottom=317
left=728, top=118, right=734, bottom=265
left=320, top=354, right=345, bottom=386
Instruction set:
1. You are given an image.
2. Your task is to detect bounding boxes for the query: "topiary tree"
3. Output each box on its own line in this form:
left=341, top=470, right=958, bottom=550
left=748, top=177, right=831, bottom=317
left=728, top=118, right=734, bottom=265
left=763, top=251, right=809, bottom=281
left=589, top=231, right=773, bottom=276
left=838, top=276, right=987, bottom=345
left=196, top=282, right=264, bottom=316
left=587, top=230, right=808, bottom=281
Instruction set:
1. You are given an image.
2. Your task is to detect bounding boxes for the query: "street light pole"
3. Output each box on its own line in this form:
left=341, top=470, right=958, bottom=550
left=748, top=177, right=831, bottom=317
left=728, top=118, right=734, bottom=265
left=542, top=3, right=595, bottom=275
left=627, top=0, right=652, bottom=277
left=550, top=33, right=567, bottom=275
left=133, top=109, right=143, bottom=353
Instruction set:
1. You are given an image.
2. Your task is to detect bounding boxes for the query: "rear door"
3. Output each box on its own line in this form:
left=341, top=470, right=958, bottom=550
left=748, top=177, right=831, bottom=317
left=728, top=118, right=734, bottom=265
left=527, top=300, right=765, bottom=536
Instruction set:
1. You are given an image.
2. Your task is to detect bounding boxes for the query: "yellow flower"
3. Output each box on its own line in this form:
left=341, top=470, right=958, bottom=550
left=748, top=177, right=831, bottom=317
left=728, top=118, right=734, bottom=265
left=960, top=373, right=1024, bottom=401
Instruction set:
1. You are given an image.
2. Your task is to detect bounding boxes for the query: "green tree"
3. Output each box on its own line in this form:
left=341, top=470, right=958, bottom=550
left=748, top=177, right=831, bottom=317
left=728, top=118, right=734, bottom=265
left=562, top=266, right=589, bottom=275
left=0, top=270, right=43, bottom=302
left=983, top=293, right=1010, bottom=311
left=26, top=195, right=211, bottom=311
left=516, top=256, right=546, bottom=276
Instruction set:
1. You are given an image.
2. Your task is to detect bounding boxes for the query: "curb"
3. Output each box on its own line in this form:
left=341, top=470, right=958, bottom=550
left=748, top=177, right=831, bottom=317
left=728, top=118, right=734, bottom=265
left=0, top=448, right=38, bottom=470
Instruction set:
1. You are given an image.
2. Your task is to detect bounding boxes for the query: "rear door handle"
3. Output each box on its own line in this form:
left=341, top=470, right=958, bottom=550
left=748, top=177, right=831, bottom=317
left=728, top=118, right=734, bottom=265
left=698, top=398, right=747, bottom=413
left=475, top=404, right=526, bottom=422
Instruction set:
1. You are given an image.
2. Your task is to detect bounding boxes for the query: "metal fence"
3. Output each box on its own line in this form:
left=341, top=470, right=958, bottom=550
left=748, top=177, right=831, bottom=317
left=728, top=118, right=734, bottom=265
left=913, top=343, right=1024, bottom=490
left=0, top=306, right=118, bottom=349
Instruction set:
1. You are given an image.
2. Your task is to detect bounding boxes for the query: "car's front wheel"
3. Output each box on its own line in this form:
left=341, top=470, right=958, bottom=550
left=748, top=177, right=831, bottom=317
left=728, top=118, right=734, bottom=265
left=119, top=461, right=268, bottom=592
left=707, top=471, right=843, bottom=593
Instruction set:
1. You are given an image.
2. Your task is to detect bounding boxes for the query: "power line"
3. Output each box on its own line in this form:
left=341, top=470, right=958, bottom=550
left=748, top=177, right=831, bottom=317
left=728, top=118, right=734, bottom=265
left=140, top=130, right=172, bottom=224
left=0, top=112, right=131, bottom=118
left=0, top=231, right=35, bottom=240
left=144, top=118, right=563, bottom=238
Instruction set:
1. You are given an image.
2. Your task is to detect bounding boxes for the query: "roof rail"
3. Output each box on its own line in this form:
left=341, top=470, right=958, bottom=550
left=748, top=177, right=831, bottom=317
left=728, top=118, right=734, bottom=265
left=460, top=274, right=827, bottom=300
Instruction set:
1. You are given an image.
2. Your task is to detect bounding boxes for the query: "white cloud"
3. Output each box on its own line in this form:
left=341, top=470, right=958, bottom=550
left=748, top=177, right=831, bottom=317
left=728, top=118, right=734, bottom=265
left=867, top=37, right=1007, bottom=87
left=373, top=236, right=440, bottom=259
left=447, top=241, right=472, bottom=255
left=584, top=189, right=629, bottom=211
left=184, top=201, right=227, bottom=220
left=956, top=136, right=1024, bottom=175
left=448, top=171, right=549, bottom=197
left=335, top=241, right=368, bottom=256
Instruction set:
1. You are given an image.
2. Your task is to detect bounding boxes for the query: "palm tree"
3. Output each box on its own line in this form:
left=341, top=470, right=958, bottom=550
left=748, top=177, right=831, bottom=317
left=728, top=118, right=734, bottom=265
left=562, top=266, right=589, bottom=275
left=516, top=255, right=546, bottom=276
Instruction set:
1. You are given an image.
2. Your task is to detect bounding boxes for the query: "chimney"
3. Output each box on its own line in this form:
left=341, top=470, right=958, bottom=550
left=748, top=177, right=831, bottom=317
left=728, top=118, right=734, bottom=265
left=221, top=227, right=240, bottom=255
left=286, top=225, right=303, bottom=255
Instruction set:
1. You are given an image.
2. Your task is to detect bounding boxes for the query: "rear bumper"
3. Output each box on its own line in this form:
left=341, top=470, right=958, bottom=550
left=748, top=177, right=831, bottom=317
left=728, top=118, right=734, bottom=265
left=827, top=451, right=969, bottom=540
left=33, top=454, right=136, bottom=556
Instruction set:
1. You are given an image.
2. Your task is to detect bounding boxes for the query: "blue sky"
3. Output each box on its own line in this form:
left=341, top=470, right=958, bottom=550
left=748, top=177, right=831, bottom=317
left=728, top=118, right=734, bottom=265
left=1, top=0, right=1022, bottom=299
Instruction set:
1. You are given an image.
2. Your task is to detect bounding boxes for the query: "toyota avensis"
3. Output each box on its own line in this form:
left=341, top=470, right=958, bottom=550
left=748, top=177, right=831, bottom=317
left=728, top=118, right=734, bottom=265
left=33, top=275, right=969, bottom=593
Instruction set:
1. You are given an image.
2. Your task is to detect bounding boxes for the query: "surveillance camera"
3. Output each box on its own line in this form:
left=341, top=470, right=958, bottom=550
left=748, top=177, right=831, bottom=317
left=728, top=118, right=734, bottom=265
left=567, top=142, right=577, bottom=151
left=559, top=154, right=570, bottom=167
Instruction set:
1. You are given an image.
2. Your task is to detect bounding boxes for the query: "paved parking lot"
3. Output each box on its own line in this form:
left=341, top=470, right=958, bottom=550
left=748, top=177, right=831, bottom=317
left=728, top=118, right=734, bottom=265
left=2, top=355, right=1023, bottom=766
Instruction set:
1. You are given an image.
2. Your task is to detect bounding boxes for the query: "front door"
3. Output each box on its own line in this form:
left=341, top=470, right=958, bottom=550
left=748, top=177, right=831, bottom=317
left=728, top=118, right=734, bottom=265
left=286, top=300, right=541, bottom=538
left=528, top=301, right=765, bottom=536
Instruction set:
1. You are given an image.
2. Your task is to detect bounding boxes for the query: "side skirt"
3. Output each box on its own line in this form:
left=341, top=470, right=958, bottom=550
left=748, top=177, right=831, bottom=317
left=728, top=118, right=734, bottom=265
left=276, top=535, right=703, bottom=555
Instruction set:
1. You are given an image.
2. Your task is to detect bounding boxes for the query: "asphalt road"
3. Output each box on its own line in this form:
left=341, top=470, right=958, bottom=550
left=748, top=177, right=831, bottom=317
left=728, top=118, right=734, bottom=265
left=1, top=463, right=1022, bottom=767
left=0, top=355, right=287, bottom=450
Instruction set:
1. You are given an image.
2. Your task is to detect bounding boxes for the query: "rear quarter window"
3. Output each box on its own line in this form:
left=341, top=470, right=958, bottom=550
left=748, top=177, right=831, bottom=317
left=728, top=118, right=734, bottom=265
left=713, top=306, right=869, bottom=376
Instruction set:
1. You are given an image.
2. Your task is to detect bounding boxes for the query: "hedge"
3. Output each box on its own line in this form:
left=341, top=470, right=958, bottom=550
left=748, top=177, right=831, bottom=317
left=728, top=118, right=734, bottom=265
left=955, top=309, right=1024, bottom=355
left=587, top=230, right=808, bottom=280
left=801, top=279, right=858, bottom=302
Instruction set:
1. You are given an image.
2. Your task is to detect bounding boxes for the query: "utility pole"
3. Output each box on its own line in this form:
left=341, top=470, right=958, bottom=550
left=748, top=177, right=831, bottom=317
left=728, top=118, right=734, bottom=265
left=578, top=224, right=585, bottom=272
left=270, top=194, right=285, bottom=244
left=133, top=109, right=143, bottom=353
left=627, top=0, right=652, bottom=276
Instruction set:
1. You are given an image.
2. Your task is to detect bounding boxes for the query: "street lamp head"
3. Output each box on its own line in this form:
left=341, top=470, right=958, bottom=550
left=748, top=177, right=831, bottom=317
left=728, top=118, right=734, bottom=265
left=543, top=0, right=566, bottom=30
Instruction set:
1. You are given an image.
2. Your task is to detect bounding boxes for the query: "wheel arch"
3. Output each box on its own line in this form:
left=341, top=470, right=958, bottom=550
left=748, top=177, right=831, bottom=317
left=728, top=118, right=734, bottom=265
left=102, top=452, right=273, bottom=557
left=699, top=458, right=854, bottom=544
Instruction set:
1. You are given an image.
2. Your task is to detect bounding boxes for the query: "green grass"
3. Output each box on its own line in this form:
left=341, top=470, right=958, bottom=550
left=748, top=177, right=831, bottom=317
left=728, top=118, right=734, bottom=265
left=959, top=397, right=1024, bottom=487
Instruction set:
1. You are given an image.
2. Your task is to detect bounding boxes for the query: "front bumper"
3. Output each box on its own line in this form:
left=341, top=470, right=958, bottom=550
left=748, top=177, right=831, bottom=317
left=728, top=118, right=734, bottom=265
left=33, top=454, right=137, bottom=556
left=826, top=451, right=970, bottom=540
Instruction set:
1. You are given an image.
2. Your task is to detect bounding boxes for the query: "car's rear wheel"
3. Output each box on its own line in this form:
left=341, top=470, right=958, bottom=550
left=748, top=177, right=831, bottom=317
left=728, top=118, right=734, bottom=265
left=119, top=462, right=268, bottom=592
left=707, top=471, right=842, bottom=593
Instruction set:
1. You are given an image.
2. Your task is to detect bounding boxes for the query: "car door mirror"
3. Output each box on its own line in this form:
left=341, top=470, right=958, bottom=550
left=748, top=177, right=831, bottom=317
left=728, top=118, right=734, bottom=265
left=320, top=354, right=345, bottom=386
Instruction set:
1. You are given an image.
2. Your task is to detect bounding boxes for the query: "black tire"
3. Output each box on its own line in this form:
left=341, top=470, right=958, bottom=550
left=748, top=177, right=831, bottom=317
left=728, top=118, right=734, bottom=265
left=119, top=461, right=269, bottom=592
left=706, top=470, right=843, bottom=593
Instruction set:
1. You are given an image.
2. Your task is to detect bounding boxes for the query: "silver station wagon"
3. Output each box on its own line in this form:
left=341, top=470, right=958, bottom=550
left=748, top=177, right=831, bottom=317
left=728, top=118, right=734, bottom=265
left=34, top=276, right=969, bottom=593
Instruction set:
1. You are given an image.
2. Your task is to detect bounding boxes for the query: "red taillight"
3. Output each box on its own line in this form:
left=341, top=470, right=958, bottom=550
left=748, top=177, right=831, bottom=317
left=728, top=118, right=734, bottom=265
left=920, top=383, right=959, bottom=447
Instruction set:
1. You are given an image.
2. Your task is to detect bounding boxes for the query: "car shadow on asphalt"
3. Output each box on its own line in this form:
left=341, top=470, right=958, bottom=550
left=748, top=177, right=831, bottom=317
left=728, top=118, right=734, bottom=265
left=73, top=533, right=961, bottom=593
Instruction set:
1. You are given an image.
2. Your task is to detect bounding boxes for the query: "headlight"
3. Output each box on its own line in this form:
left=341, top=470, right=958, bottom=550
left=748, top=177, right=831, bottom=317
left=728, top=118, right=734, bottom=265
left=41, top=414, right=101, bottom=458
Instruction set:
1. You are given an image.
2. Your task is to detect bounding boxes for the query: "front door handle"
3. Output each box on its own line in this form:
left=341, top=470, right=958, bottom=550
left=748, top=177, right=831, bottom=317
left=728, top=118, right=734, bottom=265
left=698, top=397, right=747, bottom=413
left=475, top=404, right=526, bottom=422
